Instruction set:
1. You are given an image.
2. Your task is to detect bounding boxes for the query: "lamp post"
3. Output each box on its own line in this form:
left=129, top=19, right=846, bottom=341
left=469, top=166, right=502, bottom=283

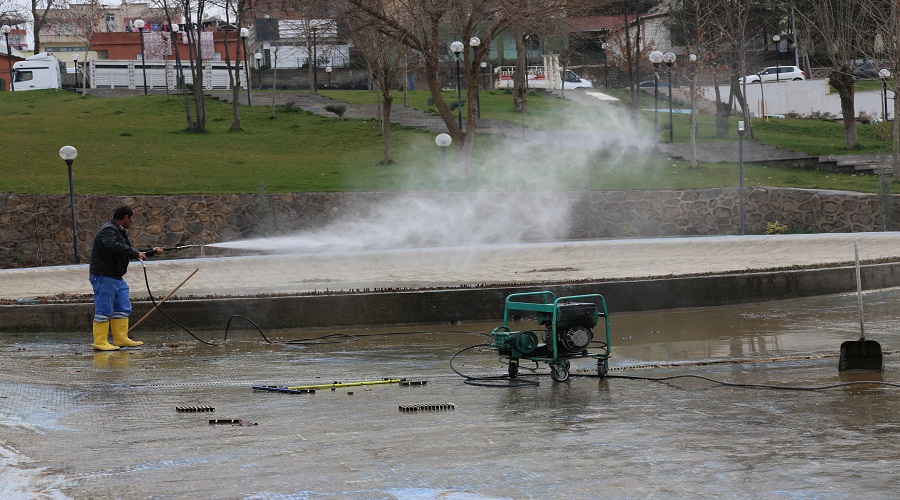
left=255, top=52, right=263, bottom=90
left=737, top=121, right=745, bottom=236
left=311, top=27, right=318, bottom=92
left=2, top=25, right=14, bottom=91
left=601, top=42, right=610, bottom=89
left=435, top=133, right=452, bottom=192
left=59, top=146, right=80, bottom=264
left=688, top=53, right=698, bottom=165
left=72, top=53, right=79, bottom=89
left=171, top=24, right=182, bottom=89
left=649, top=50, right=663, bottom=152
left=240, top=27, right=252, bottom=105
left=325, top=65, right=332, bottom=87
left=880, top=68, right=891, bottom=121
left=772, top=34, right=781, bottom=82
left=133, top=19, right=148, bottom=95
left=663, top=52, right=676, bottom=143
left=480, top=61, right=488, bottom=92
left=469, top=37, right=480, bottom=119
left=450, top=40, right=464, bottom=129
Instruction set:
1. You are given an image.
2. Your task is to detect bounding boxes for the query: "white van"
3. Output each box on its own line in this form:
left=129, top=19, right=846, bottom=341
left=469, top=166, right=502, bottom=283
left=12, top=53, right=62, bottom=91
left=494, top=66, right=593, bottom=90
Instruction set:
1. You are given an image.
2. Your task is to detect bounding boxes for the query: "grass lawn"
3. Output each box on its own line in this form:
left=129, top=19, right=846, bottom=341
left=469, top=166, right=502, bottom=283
left=0, top=88, right=893, bottom=195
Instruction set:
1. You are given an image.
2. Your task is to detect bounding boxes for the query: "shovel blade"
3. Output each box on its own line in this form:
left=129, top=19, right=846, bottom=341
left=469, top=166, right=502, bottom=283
left=839, top=340, right=883, bottom=372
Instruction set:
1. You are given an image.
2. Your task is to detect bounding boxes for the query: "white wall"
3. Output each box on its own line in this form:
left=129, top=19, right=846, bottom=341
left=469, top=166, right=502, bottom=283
left=702, top=79, right=895, bottom=120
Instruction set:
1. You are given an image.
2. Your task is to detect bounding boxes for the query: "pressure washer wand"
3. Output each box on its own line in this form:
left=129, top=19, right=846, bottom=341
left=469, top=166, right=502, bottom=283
left=143, top=244, right=203, bottom=257
left=163, top=244, right=204, bottom=252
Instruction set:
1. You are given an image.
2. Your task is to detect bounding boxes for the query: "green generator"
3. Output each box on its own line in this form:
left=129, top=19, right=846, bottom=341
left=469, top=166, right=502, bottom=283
left=489, top=291, right=610, bottom=382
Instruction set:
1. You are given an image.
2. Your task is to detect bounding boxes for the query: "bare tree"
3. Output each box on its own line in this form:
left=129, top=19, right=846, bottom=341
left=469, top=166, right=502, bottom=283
left=344, top=8, right=407, bottom=165
left=699, top=0, right=771, bottom=140
left=862, top=0, right=900, bottom=177
left=282, top=0, right=336, bottom=95
left=221, top=0, right=253, bottom=131
left=50, top=0, right=104, bottom=92
left=0, top=0, right=25, bottom=23
left=344, top=0, right=569, bottom=179
left=666, top=0, right=717, bottom=167
left=31, top=0, right=65, bottom=54
left=796, top=0, right=875, bottom=149
left=176, top=0, right=210, bottom=132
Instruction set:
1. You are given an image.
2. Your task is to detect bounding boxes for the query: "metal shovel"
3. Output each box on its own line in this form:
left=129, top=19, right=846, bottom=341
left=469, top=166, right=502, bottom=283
left=838, top=241, right=883, bottom=372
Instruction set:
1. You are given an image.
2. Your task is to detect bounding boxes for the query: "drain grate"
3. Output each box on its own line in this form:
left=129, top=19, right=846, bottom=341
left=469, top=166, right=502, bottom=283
left=399, top=403, right=456, bottom=412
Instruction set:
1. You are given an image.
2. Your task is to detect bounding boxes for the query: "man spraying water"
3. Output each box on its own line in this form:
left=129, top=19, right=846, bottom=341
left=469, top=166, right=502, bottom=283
left=88, top=206, right=165, bottom=351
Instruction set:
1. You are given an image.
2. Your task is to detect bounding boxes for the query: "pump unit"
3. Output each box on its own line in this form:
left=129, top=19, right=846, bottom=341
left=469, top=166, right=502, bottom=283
left=489, top=291, right=610, bottom=382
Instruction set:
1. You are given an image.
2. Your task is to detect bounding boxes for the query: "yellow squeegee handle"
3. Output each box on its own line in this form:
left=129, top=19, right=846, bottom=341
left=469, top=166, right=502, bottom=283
left=285, top=379, right=403, bottom=391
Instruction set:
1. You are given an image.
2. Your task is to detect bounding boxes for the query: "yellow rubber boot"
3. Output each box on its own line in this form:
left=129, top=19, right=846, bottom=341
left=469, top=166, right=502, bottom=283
left=92, top=322, right=120, bottom=351
left=110, top=318, right=143, bottom=347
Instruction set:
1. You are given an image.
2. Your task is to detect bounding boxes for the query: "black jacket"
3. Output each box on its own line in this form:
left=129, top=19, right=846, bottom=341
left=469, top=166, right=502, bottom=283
left=89, top=219, right=140, bottom=279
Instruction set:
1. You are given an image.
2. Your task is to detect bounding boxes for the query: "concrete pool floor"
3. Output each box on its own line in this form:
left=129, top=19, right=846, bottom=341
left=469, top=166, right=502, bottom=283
left=3, top=234, right=900, bottom=498
left=3, top=297, right=900, bottom=498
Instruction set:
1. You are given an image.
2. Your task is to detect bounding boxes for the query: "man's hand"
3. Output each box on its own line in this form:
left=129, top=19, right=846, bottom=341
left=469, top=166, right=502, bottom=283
left=138, top=252, right=147, bottom=261
left=153, top=246, right=165, bottom=255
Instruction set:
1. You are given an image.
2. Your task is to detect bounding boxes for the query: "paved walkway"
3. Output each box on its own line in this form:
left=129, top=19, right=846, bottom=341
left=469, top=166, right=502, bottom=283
left=3, top=232, right=900, bottom=302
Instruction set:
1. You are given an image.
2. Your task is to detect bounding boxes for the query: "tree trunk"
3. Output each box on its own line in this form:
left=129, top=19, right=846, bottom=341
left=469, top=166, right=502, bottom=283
left=229, top=31, right=242, bottom=131
left=380, top=92, right=392, bottom=165
left=514, top=28, right=526, bottom=113
left=830, top=68, right=858, bottom=149
left=894, top=77, right=900, bottom=179
left=689, top=67, right=698, bottom=169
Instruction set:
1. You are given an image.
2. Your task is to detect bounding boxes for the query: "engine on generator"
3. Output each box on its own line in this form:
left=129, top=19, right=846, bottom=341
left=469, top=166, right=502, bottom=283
left=537, top=301, right=599, bottom=355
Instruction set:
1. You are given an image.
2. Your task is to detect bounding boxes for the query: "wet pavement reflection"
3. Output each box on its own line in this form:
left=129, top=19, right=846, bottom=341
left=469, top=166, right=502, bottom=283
left=2, top=288, right=900, bottom=498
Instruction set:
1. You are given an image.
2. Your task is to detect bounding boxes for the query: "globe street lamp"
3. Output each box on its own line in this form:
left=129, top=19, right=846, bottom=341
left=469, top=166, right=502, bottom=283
left=601, top=42, right=610, bottom=89
left=72, top=53, right=79, bottom=89
left=648, top=50, right=664, bottom=152
left=469, top=37, right=481, bottom=119
left=879, top=68, right=891, bottom=121
left=663, top=52, right=676, bottom=143
left=240, top=27, right=252, bottom=105
left=450, top=41, right=464, bottom=129
left=480, top=61, right=488, bottom=92
left=133, top=19, right=148, bottom=95
left=59, top=145, right=80, bottom=264
left=435, top=133, right=452, bottom=192
left=772, top=34, right=781, bottom=82
left=255, top=52, right=263, bottom=90
left=737, top=121, right=746, bottom=236
left=325, top=65, right=332, bottom=87
left=2, top=25, right=14, bottom=91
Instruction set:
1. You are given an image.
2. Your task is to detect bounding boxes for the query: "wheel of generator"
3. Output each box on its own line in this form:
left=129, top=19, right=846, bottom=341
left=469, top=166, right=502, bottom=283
left=550, top=363, right=569, bottom=382
left=508, top=360, right=519, bottom=379
left=597, top=358, right=609, bottom=378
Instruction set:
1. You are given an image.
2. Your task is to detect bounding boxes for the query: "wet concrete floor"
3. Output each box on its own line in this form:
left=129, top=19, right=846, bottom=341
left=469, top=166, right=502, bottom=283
left=2, top=287, right=900, bottom=498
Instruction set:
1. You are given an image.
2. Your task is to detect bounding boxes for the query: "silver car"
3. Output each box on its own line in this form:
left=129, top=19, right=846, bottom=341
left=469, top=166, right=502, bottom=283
left=740, top=65, right=805, bottom=83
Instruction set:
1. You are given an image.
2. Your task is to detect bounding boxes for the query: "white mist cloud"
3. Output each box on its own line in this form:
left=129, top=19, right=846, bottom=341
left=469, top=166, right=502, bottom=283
left=213, top=95, right=652, bottom=254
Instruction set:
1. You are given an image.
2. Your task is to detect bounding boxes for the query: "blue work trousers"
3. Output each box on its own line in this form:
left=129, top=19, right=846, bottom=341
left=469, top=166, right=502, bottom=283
left=89, top=274, right=132, bottom=323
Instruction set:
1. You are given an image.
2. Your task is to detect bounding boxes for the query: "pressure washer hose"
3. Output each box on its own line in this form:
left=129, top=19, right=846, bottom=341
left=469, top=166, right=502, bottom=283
left=138, top=259, right=271, bottom=346
left=137, top=259, right=488, bottom=347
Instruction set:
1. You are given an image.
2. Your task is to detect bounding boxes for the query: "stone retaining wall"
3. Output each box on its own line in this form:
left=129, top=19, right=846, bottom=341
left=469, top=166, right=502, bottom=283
left=1, top=188, right=894, bottom=268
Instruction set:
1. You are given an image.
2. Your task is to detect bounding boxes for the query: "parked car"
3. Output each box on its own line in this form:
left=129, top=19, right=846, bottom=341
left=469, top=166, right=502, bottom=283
left=739, top=65, right=805, bottom=83
left=852, top=61, right=889, bottom=80
left=638, top=80, right=671, bottom=90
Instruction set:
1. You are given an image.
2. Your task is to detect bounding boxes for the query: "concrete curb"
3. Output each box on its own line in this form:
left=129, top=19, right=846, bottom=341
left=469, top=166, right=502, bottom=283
left=3, top=262, right=896, bottom=333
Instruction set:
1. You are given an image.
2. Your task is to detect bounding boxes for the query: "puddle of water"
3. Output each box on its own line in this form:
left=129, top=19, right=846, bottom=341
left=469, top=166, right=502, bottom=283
left=1, top=288, right=899, bottom=497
